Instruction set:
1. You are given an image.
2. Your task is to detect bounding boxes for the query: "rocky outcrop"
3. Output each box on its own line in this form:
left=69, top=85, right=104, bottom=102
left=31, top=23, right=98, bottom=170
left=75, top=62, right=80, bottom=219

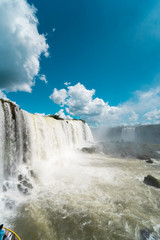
left=47, top=114, right=64, bottom=120
left=81, top=147, right=97, bottom=154
left=17, top=173, right=34, bottom=195
left=140, top=229, right=159, bottom=240
left=47, top=115, right=86, bottom=123
left=136, top=154, right=151, bottom=160
left=79, top=119, right=86, bottom=124
left=73, top=118, right=86, bottom=123
left=136, top=154, right=153, bottom=163
left=145, top=159, right=153, bottom=164
left=140, top=229, right=152, bottom=240
left=143, top=175, right=160, bottom=189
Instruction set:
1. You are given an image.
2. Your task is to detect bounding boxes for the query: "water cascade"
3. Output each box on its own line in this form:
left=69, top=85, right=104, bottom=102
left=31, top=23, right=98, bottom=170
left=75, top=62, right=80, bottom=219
left=0, top=99, right=93, bottom=189
left=121, top=126, right=135, bottom=142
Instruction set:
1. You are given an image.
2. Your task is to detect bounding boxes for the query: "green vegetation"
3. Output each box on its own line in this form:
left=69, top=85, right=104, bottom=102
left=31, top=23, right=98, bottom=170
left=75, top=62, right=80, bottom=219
left=47, top=114, right=64, bottom=120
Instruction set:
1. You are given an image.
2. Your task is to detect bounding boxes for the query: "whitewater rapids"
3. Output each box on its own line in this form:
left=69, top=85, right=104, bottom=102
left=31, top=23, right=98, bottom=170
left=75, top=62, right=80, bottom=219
left=0, top=100, right=160, bottom=240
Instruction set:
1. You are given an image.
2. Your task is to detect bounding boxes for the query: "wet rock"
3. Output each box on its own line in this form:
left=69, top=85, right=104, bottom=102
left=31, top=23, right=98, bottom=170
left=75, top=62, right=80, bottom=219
left=2, top=181, right=13, bottom=191
left=20, top=180, right=33, bottom=189
left=29, top=170, right=36, bottom=178
left=145, top=159, right=153, bottom=164
left=23, top=188, right=29, bottom=194
left=140, top=229, right=152, bottom=240
left=18, top=174, right=23, bottom=181
left=3, top=184, right=7, bottom=192
left=18, top=173, right=30, bottom=181
left=17, top=173, right=33, bottom=194
left=81, top=147, right=97, bottom=154
left=143, top=175, right=160, bottom=188
left=17, top=183, right=23, bottom=192
left=17, top=183, right=30, bottom=195
left=140, top=229, right=159, bottom=240
left=137, top=154, right=151, bottom=161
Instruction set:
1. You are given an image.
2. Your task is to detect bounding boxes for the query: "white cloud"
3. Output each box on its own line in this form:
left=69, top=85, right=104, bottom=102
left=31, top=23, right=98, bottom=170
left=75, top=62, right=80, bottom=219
left=39, top=74, right=47, bottom=83
left=50, top=83, right=120, bottom=125
left=0, top=0, right=49, bottom=92
left=0, top=90, right=7, bottom=100
left=144, top=109, right=160, bottom=122
left=52, top=28, right=56, bottom=32
left=50, top=83, right=160, bottom=126
left=49, top=88, right=67, bottom=106
left=128, top=111, right=138, bottom=122
left=64, top=82, right=71, bottom=86
left=55, top=109, right=72, bottom=120
left=66, top=83, right=96, bottom=115
left=124, top=86, right=160, bottom=115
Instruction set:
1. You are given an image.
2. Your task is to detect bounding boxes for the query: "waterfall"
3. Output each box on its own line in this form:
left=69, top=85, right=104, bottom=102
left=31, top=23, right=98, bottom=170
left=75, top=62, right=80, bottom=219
left=0, top=99, right=93, bottom=190
left=121, top=126, right=135, bottom=142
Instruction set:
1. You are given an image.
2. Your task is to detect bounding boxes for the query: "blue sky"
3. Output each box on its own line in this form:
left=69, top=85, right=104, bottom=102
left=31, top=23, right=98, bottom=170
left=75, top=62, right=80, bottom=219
left=0, top=0, right=160, bottom=126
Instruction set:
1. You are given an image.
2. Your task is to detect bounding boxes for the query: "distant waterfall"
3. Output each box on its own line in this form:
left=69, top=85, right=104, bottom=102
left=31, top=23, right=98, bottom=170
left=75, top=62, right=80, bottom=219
left=0, top=100, right=93, bottom=183
left=121, top=127, right=135, bottom=142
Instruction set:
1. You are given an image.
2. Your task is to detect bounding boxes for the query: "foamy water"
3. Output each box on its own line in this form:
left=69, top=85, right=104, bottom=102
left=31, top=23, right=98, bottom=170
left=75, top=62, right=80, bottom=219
left=1, top=152, right=160, bottom=240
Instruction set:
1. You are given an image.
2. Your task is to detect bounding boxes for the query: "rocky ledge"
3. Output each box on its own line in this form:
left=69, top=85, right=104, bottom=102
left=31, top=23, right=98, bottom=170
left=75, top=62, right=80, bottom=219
left=81, top=147, right=97, bottom=154
left=143, top=175, right=160, bottom=189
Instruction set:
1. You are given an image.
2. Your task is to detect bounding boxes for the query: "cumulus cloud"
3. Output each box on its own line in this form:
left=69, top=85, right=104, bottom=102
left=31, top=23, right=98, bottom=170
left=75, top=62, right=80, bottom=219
left=49, top=88, right=67, bottom=106
left=66, top=83, right=97, bottom=116
left=55, top=109, right=72, bottom=120
left=0, top=0, right=49, bottom=92
left=50, top=83, right=120, bottom=125
left=50, top=83, right=160, bottom=126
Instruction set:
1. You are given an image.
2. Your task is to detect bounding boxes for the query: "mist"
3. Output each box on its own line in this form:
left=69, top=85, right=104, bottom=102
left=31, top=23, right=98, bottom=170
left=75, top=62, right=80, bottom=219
left=91, top=124, right=160, bottom=160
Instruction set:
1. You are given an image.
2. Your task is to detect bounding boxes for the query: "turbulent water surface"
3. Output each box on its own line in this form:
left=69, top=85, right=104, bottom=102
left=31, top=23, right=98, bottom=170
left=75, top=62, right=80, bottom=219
left=0, top=100, right=160, bottom=240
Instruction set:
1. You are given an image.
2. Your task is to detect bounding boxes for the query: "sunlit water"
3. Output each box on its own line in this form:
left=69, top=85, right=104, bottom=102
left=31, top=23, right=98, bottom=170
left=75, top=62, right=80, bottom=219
left=1, top=152, right=160, bottom=240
